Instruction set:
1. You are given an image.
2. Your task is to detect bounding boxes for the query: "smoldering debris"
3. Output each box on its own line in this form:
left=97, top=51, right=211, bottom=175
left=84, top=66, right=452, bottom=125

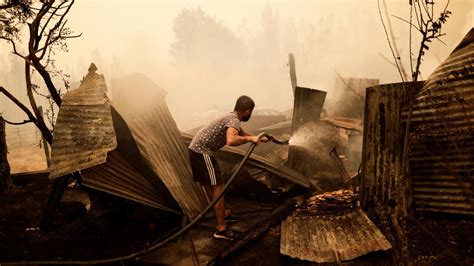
left=294, top=189, right=358, bottom=216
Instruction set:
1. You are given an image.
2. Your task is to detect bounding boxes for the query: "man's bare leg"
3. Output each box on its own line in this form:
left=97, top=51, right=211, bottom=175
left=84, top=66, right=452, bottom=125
left=205, top=186, right=232, bottom=224
left=204, top=186, right=214, bottom=203
left=212, top=184, right=226, bottom=231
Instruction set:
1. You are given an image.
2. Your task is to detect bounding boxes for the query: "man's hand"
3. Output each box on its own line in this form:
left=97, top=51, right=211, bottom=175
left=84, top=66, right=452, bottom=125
left=250, top=135, right=269, bottom=144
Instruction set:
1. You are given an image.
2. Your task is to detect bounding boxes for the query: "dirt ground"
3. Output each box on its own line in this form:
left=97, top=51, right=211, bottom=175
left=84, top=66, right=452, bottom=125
left=0, top=175, right=472, bottom=265
left=0, top=175, right=181, bottom=263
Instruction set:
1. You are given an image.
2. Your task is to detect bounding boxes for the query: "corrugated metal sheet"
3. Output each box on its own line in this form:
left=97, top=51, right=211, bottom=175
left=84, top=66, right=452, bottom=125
left=49, top=70, right=117, bottom=179
left=410, top=28, right=474, bottom=215
left=290, top=86, right=327, bottom=134
left=49, top=68, right=181, bottom=214
left=111, top=74, right=207, bottom=219
left=82, top=150, right=180, bottom=214
left=181, top=133, right=310, bottom=188
left=361, top=82, right=422, bottom=215
left=280, top=209, right=391, bottom=263
left=288, top=87, right=327, bottom=177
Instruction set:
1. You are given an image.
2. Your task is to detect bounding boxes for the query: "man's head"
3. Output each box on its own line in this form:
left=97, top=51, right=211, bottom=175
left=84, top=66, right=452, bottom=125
left=234, top=95, right=255, bottom=122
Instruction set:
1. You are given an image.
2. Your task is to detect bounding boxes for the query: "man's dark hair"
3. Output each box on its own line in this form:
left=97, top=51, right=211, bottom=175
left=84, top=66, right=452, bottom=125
left=234, top=95, right=255, bottom=112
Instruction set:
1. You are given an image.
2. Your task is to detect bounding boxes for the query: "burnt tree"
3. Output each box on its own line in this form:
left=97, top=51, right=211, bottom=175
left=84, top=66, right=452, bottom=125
left=1, top=0, right=82, bottom=230
left=0, top=0, right=81, bottom=142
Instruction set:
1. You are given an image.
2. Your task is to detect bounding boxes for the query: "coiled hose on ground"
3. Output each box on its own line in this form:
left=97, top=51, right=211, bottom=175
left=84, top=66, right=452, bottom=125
left=6, top=133, right=269, bottom=265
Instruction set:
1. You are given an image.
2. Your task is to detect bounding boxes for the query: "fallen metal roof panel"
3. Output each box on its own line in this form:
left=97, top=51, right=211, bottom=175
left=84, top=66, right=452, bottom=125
left=181, top=133, right=310, bottom=188
left=50, top=69, right=206, bottom=217
left=280, top=209, right=391, bottom=263
left=49, top=69, right=182, bottom=214
left=82, top=150, right=180, bottom=214
left=111, top=74, right=208, bottom=219
left=49, top=72, right=117, bottom=179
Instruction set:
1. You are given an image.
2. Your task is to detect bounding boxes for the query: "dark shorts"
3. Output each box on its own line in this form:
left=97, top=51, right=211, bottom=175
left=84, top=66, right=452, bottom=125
left=188, top=149, right=223, bottom=186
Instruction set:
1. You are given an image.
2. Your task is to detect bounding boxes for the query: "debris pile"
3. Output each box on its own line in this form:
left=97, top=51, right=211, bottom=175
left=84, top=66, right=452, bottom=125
left=295, top=189, right=357, bottom=215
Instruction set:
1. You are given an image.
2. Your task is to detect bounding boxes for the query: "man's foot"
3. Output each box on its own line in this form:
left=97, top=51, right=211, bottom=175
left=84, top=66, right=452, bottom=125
left=224, top=214, right=239, bottom=223
left=213, top=229, right=236, bottom=240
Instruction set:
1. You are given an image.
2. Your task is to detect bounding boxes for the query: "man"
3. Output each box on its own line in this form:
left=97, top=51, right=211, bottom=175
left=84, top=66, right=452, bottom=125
left=188, top=95, right=268, bottom=240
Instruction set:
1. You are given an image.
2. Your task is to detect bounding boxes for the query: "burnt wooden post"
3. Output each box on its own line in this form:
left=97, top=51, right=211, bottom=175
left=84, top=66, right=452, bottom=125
left=0, top=118, right=14, bottom=193
left=361, top=82, right=422, bottom=261
left=39, top=174, right=70, bottom=231
left=289, top=53, right=297, bottom=95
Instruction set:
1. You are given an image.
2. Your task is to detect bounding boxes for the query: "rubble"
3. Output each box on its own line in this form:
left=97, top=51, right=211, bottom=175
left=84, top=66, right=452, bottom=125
left=295, top=189, right=357, bottom=215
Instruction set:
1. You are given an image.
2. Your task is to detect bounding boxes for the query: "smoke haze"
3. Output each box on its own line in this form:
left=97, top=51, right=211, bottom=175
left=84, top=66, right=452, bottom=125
left=1, top=0, right=472, bottom=131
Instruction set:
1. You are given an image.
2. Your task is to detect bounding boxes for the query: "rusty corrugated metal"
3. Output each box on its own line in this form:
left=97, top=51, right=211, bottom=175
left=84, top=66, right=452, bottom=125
left=288, top=87, right=327, bottom=177
left=410, top=28, right=474, bottom=215
left=111, top=74, right=207, bottom=219
left=50, top=68, right=181, bottom=213
left=49, top=70, right=117, bottom=179
left=290, top=86, right=327, bottom=134
left=280, top=209, right=391, bottom=263
left=181, top=133, right=310, bottom=188
left=361, top=82, right=422, bottom=216
left=82, top=150, right=180, bottom=214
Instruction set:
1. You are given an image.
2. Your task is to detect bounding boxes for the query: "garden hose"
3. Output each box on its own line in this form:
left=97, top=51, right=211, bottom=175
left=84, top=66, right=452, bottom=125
left=7, top=132, right=270, bottom=265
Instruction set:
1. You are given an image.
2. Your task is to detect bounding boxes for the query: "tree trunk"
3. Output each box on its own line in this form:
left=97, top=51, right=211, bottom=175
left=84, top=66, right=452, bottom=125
left=0, top=119, right=14, bottom=193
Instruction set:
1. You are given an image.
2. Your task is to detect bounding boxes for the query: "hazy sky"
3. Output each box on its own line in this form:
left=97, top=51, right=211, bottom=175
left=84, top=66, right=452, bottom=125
left=1, top=0, right=473, bottom=130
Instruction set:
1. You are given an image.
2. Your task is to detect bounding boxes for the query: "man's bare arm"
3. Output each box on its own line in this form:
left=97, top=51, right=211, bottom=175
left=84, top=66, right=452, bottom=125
left=226, top=127, right=259, bottom=146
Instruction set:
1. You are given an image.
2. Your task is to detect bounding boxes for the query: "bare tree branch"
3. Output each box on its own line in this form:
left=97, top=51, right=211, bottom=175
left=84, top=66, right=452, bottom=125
left=379, top=52, right=398, bottom=68
left=0, top=86, right=37, bottom=124
left=334, top=71, right=364, bottom=101
left=0, top=36, right=26, bottom=59
left=0, top=0, right=78, bottom=144
left=421, top=0, right=433, bottom=21
left=378, top=0, right=406, bottom=82
left=382, top=0, right=409, bottom=81
left=25, top=62, right=53, bottom=144
left=37, top=1, right=71, bottom=53
left=416, top=0, right=426, bottom=27
left=29, top=0, right=54, bottom=54
left=392, top=14, right=421, bottom=31
left=37, top=0, right=68, bottom=45
left=0, top=116, right=33, bottom=125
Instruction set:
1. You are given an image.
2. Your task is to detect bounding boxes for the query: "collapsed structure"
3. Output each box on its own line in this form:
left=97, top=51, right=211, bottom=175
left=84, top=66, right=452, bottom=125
left=49, top=66, right=207, bottom=218
left=49, top=65, right=309, bottom=219
left=45, top=28, right=473, bottom=264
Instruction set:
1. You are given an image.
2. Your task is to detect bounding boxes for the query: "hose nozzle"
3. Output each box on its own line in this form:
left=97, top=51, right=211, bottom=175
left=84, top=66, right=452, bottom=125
left=259, top=132, right=290, bottom=145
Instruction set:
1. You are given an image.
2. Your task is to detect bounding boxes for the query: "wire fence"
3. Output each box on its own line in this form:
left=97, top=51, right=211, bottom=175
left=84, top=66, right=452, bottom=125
left=5, top=123, right=43, bottom=149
